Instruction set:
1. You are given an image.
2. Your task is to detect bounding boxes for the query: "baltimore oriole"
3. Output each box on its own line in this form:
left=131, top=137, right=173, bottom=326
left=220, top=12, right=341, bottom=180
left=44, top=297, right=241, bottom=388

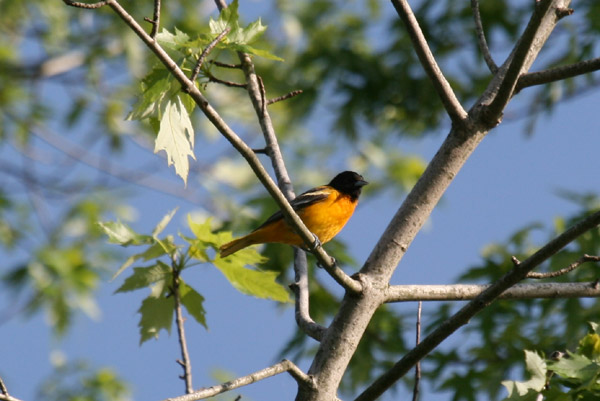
left=219, top=171, right=368, bottom=258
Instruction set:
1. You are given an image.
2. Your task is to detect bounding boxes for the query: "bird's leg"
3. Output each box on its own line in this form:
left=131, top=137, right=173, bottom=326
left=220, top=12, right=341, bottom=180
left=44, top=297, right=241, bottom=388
left=309, top=233, right=322, bottom=251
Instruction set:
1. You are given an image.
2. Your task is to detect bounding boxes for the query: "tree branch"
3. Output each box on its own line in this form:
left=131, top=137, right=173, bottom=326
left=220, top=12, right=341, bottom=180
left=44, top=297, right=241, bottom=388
left=411, top=302, right=422, bottom=401
left=516, top=57, right=600, bottom=92
left=172, top=262, right=193, bottom=394
left=267, top=90, right=303, bottom=105
left=62, top=0, right=109, bottom=9
left=143, top=0, right=161, bottom=38
left=384, top=281, right=600, bottom=302
left=190, top=27, right=231, bottom=82
left=525, top=254, right=600, bottom=279
left=0, top=377, right=23, bottom=401
left=471, top=0, right=498, bottom=73
left=64, top=0, right=361, bottom=294
left=483, top=0, right=572, bottom=124
left=356, top=209, right=600, bottom=401
left=390, top=0, right=468, bottom=125
left=290, top=249, right=327, bottom=341
left=162, top=360, right=315, bottom=401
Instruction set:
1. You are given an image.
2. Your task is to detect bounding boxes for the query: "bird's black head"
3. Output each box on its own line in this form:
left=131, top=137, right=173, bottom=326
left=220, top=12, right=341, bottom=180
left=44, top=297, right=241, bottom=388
left=328, top=171, right=368, bottom=201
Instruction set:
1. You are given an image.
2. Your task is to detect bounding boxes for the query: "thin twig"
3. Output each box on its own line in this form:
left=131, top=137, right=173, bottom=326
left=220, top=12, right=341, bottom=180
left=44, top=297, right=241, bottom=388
left=209, top=60, right=242, bottom=69
left=190, top=27, right=231, bottom=82
left=384, top=282, right=600, bottom=302
left=173, top=261, right=193, bottom=394
left=516, top=57, right=600, bottom=92
left=267, top=90, right=303, bottom=105
left=162, top=360, right=315, bottom=401
left=471, top=0, right=498, bottom=73
left=205, top=69, right=247, bottom=88
left=390, top=0, right=468, bottom=124
left=144, top=0, right=161, bottom=38
left=63, top=0, right=110, bottom=9
left=356, top=210, right=600, bottom=401
left=526, top=254, right=600, bottom=279
left=412, top=302, right=422, bottom=401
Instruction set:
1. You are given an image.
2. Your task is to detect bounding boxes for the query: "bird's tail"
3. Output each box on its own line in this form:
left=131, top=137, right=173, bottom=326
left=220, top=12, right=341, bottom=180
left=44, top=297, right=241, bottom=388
left=219, top=235, right=255, bottom=258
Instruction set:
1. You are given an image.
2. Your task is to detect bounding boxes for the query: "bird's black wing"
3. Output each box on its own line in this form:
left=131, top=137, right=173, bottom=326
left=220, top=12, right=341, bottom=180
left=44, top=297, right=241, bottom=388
left=253, top=186, right=331, bottom=231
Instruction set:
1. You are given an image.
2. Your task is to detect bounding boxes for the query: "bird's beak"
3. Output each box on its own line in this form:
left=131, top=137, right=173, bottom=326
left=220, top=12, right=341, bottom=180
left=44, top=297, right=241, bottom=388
left=355, top=179, right=369, bottom=188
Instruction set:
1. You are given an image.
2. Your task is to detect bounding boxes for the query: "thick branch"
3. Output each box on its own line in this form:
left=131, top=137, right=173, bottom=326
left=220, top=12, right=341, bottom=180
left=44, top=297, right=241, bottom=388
left=0, top=377, right=23, bottom=401
left=163, top=360, right=315, bottom=401
left=356, top=210, right=600, bottom=401
left=516, top=57, right=600, bottom=92
left=384, top=282, right=600, bottom=302
left=390, top=0, right=468, bottom=124
left=471, top=0, right=498, bottom=73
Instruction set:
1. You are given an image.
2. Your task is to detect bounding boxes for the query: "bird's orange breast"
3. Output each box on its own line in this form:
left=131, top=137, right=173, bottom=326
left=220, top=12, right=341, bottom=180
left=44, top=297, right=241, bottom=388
left=246, top=190, right=358, bottom=247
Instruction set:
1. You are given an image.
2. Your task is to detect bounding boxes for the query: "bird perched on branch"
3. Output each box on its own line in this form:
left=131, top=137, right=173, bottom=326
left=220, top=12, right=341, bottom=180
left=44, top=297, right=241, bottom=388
left=219, top=171, right=368, bottom=258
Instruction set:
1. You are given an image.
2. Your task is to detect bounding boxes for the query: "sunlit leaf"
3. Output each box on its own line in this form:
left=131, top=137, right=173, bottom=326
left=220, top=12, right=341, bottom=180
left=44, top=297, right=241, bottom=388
left=115, top=263, right=172, bottom=293
left=213, top=253, right=289, bottom=303
left=154, top=95, right=196, bottom=185
left=179, top=280, right=207, bottom=328
left=98, top=221, right=152, bottom=246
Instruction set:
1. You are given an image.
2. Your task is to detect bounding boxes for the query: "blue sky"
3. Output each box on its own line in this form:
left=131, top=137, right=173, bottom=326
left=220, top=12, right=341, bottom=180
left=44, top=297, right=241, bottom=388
left=1, top=2, right=600, bottom=401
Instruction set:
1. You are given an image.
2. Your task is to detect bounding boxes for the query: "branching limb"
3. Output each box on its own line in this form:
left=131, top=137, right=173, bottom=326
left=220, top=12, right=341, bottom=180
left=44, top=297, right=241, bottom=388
left=0, top=377, right=23, bottom=401
left=65, top=0, right=359, bottom=294
left=516, top=57, right=600, bottom=92
left=290, top=249, right=327, bottom=341
left=471, top=0, right=498, bottom=73
left=524, top=254, right=600, bottom=279
left=384, top=282, right=600, bottom=302
left=483, top=0, right=572, bottom=125
left=190, top=27, right=231, bottom=82
left=390, top=0, right=468, bottom=124
left=356, top=210, right=600, bottom=401
left=143, top=0, right=161, bottom=38
left=172, top=261, right=193, bottom=394
left=162, top=360, right=315, bottom=401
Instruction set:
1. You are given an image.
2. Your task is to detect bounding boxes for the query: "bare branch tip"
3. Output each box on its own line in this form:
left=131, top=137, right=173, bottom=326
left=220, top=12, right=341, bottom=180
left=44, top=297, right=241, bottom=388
left=267, top=90, right=304, bottom=105
left=63, top=0, right=110, bottom=8
left=555, top=7, right=574, bottom=19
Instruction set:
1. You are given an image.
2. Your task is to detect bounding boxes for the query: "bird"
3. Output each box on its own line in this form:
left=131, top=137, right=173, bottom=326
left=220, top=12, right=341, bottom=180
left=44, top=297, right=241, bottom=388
left=219, top=171, right=368, bottom=258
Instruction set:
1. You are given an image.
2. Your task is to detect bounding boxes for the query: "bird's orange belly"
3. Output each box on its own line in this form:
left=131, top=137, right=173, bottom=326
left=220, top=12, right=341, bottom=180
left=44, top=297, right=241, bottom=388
left=250, top=194, right=357, bottom=247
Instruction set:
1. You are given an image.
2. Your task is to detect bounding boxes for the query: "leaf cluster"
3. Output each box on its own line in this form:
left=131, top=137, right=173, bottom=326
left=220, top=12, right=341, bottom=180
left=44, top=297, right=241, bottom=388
left=99, top=210, right=290, bottom=344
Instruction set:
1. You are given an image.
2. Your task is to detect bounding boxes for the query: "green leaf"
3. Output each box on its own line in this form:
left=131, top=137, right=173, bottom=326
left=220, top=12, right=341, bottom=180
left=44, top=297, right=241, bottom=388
left=115, top=263, right=172, bottom=293
left=98, top=220, right=152, bottom=246
left=208, top=0, right=282, bottom=61
left=111, top=238, right=175, bottom=281
left=152, top=208, right=178, bottom=237
left=501, top=351, right=547, bottom=399
left=154, top=95, right=196, bottom=186
left=579, top=333, right=600, bottom=360
left=156, top=27, right=191, bottom=52
left=213, top=253, right=290, bottom=303
left=549, top=352, right=600, bottom=382
left=138, top=294, right=174, bottom=344
left=126, top=67, right=171, bottom=121
left=179, top=280, right=207, bottom=328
